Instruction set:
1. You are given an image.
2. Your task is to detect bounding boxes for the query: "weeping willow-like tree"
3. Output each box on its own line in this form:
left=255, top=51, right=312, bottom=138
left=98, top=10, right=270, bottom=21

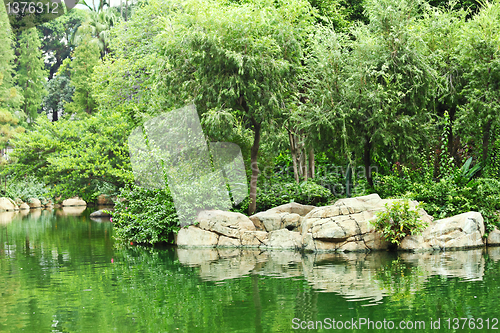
left=149, top=0, right=315, bottom=214
left=454, top=1, right=500, bottom=177
left=301, top=0, right=437, bottom=188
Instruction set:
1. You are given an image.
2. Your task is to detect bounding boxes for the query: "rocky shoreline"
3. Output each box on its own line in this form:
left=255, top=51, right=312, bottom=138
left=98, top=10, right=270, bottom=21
left=0, top=196, right=88, bottom=212
left=3, top=192, right=500, bottom=252
left=176, top=194, right=500, bottom=252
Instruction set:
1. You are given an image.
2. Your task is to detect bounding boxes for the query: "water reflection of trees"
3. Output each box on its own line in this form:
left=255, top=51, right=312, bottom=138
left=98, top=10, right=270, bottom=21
left=1, top=210, right=500, bottom=332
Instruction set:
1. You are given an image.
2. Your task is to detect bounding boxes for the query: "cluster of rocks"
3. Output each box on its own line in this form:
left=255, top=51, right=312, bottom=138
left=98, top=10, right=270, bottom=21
left=0, top=196, right=87, bottom=213
left=176, top=194, right=500, bottom=252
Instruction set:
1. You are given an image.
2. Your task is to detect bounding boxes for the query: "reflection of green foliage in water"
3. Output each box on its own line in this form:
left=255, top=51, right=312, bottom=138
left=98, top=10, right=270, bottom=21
left=375, top=258, right=426, bottom=307
left=0, top=213, right=314, bottom=332
left=2, top=213, right=500, bottom=332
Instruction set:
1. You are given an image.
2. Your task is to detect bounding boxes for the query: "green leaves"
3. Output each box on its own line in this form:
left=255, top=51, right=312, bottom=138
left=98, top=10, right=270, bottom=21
left=372, top=198, right=427, bottom=246
left=65, top=34, right=100, bottom=116
left=16, top=28, right=47, bottom=123
left=112, top=184, right=180, bottom=245
left=303, top=0, right=437, bottom=174
left=4, top=111, right=133, bottom=202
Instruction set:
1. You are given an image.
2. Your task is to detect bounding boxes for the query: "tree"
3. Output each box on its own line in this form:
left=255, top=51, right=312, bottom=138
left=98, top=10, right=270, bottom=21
left=78, top=0, right=110, bottom=12
left=0, top=8, right=21, bottom=112
left=417, top=4, right=468, bottom=176
left=307, top=0, right=367, bottom=30
left=91, top=0, right=171, bottom=127
left=455, top=1, right=500, bottom=177
left=74, top=8, right=120, bottom=58
left=65, top=34, right=100, bottom=116
left=302, top=0, right=436, bottom=188
left=16, top=28, right=47, bottom=124
left=37, top=8, right=87, bottom=79
left=4, top=111, right=133, bottom=201
left=0, top=7, right=24, bottom=156
left=43, top=72, right=74, bottom=122
left=150, top=0, right=315, bottom=214
left=0, top=110, right=24, bottom=153
left=93, top=0, right=315, bottom=214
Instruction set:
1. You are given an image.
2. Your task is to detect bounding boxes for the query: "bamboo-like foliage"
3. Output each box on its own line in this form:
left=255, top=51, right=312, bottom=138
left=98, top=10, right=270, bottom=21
left=301, top=0, right=437, bottom=187
left=454, top=1, right=500, bottom=175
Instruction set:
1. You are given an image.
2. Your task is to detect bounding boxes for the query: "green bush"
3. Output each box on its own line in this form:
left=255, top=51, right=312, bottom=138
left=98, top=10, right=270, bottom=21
left=374, top=167, right=500, bottom=233
left=111, top=185, right=180, bottom=245
left=371, top=199, right=427, bottom=246
left=3, top=175, right=51, bottom=202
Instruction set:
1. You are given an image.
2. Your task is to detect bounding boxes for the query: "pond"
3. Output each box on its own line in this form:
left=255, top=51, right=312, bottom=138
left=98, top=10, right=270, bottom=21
left=1, top=208, right=500, bottom=332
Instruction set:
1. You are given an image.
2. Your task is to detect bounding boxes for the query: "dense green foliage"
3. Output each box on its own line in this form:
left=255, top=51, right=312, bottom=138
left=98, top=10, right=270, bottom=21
left=64, top=35, right=100, bottom=115
left=3, top=111, right=133, bottom=202
left=372, top=199, right=427, bottom=246
left=43, top=70, right=74, bottom=121
left=232, top=180, right=333, bottom=214
left=1, top=175, right=51, bottom=202
left=38, top=8, right=87, bottom=78
left=16, top=28, right=47, bottom=124
left=374, top=163, right=500, bottom=233
left=0, top=7, right=24, bottom=154
left=2, top=0, right=500, bottom=244
left=112, top=185, right=179, bottom=245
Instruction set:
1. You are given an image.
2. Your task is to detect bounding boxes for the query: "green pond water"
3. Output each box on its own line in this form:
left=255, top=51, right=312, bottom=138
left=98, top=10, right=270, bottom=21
left=1, top=208, right=500, bottom=333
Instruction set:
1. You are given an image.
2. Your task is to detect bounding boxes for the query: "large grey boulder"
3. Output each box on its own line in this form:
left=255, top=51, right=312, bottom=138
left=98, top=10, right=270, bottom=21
left=19, top=202, right=30, bottom=211
left=0, top=197, right=18, bottom=211
left=304, top=193, right=384, bottom=219
left=28, top=198, right=42, bottom=208
left=240, top=231, right=268, bottom=247
left=249, top=211, right=282, bottom=231
left=174, top=194, right=491, bottom=252
left=176, top=226, right=219, bottom=247
left=300, top=194, right=433, bottom=252
left=265, top=229, right=302, bottom=250
left=62, top=197, right=87, bottom=207
left=400, top=211, right=485, bottom=251
left=177, top=212, right=268, bottom=248
left=90, top=209, right=113, bottom=217
left=197, top=210, right=256, bottom=239
left=486, top=227, right=500, bottom=246
left=250, top=202, right=315, bottom=232
left=267, top=202, right=316, bottom=216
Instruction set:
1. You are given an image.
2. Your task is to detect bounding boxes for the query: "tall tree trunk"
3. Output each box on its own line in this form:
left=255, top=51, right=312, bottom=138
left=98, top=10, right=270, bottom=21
left=302, top=147, right=307, bottom=181
left=364, top=136, right=373, bottom=188
left=288, top=130, right=299, bottom=184
left=248, top=117, right=261, bottom=215
left=308, top=147, right=315, bottom=178
left=52, top=108, right=58, bottom=122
